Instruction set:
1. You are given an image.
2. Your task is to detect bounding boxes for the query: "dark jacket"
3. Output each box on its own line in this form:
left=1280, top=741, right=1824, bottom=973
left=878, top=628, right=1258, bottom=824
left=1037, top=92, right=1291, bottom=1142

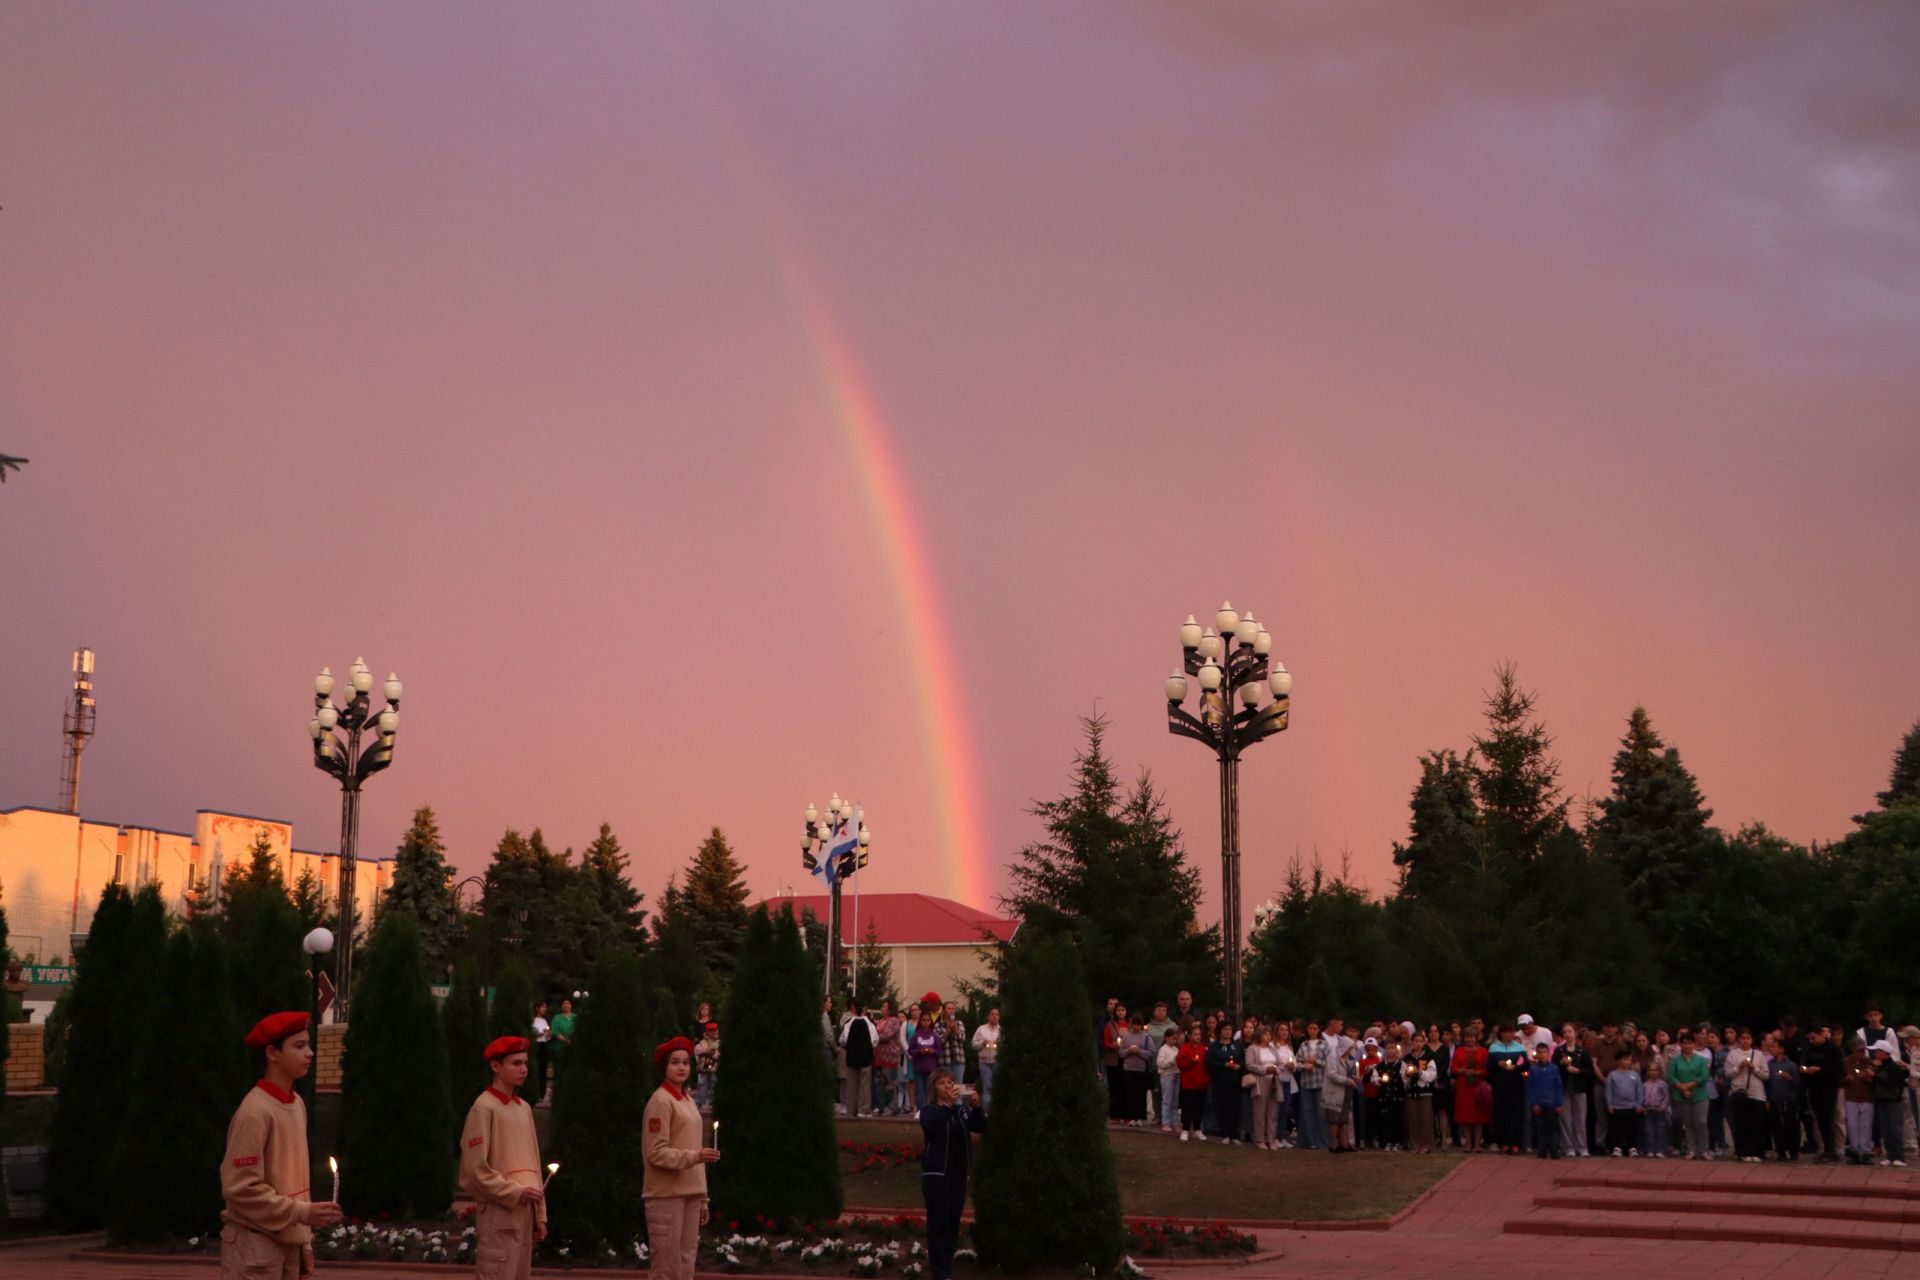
left=918, top=1100, right=987, bottom=1177
left=1872, top=1057, right=1908, bottom=1104
left=1554, top=1044, right=1593, bottom=1095
left=1205, top=1040, right=1244, bottom=1090
left=1801, top=1040, right=1843, bottom=1097
left=1525, top=1060, right=1566, bottom=1109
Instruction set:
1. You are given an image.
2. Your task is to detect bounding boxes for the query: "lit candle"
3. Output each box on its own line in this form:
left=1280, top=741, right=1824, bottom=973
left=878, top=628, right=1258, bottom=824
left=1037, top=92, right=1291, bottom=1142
left=544, top=1162, right=559, bottom=1188
left=329, top=1156, right=339, bottom=1204
left=711, top=1120, right=720, bottom=1153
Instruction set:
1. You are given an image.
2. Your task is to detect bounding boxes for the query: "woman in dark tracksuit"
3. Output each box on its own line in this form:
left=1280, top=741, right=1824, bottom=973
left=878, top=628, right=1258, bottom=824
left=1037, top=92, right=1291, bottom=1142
left=920, top=1069, right=986, bottom=1280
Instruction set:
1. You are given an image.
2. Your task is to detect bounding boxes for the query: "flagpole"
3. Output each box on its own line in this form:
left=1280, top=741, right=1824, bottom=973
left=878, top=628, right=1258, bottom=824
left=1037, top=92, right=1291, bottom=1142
left=851, top=803, right=860, bottom=1003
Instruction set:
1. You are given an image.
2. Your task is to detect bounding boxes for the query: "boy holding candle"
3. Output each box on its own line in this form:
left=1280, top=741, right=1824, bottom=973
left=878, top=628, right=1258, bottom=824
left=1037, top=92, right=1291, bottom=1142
left=1525, top=1041, right=1565, bottom=1158
left=460, top=1036, right=548, bottom=1280
left=221, top=1011, right=344, bottom=1280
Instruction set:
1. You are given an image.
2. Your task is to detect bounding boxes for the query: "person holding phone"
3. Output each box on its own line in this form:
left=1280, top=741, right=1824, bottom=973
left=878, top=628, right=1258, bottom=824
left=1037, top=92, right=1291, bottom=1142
left=919, top=1070, right=986, bottom=1280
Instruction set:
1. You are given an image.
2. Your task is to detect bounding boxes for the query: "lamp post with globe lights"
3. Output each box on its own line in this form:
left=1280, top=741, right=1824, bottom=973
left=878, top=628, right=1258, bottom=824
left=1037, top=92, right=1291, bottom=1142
left=308, top=658, right=402, bottom=1023
left=1163, top=601, right=1291, bottom=1018
left=801, top=794, right=870, bottom=1001
left=303, top=926, right=334, bottom=1024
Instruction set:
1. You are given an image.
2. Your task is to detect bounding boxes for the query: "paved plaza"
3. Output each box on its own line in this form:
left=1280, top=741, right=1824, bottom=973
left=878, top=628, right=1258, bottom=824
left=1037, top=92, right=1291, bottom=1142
left=9, top=1154, right=1920, bottom=1280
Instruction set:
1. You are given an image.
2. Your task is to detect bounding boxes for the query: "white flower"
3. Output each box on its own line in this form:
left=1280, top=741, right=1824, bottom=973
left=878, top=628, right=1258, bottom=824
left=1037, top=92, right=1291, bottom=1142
left=955, top=1248, right=978, bottom=1260
left=1118, top=1256, right=1148, bottom=1278
left=187, top=1237, right=200, bottom=1248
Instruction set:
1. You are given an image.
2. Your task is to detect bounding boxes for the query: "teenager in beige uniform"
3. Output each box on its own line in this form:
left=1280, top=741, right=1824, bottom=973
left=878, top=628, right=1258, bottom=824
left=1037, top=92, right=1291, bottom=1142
left=221, top=1011, right=343, bottom=1280
left=460, top=1035, right=548, bottom=1280
left=642, top=1036, right=719, bottom=1280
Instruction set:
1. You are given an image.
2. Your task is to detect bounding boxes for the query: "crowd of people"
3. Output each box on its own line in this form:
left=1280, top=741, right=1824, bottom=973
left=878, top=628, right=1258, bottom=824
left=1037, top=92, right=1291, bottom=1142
left=1092, top=992, right=1920, bottom=1167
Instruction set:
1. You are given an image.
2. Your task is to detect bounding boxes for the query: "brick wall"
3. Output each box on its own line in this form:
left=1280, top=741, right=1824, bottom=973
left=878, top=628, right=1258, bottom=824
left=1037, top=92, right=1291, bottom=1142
left=314, top=1023, right=346, bottom=1093
left=4, top=1022, right=46, bottom=1091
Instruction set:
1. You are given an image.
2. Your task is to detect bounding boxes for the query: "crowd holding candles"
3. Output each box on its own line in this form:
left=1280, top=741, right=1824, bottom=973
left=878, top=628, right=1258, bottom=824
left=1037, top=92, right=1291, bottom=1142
left=1092, top=993, right=1920, bottom=1166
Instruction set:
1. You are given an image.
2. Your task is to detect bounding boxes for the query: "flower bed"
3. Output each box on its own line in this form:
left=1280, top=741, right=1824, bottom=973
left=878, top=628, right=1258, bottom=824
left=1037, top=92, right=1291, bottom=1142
left=1124, top=1219, right=1259, bottom=1258
left=114, top=1210, right=1243, bottom=1274
left=840, top=1140, right=921, bottom=1173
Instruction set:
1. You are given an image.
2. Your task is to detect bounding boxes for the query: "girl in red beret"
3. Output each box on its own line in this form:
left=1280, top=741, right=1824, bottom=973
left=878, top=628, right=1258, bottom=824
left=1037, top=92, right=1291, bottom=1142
left=221, top=1012, right=342, bottom=1279
left=459, top=1037, right=547, bottom=1279
left=643, top=1037, right=718, bottom=1280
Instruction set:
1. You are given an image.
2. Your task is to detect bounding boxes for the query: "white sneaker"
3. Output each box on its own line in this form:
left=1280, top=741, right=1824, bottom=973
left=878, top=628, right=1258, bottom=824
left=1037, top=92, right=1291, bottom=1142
left=1195, top=1132, right=1207, bottom=1142
left=1180, top=1130, right=1189, bottom=1142
left=1895, top=1160, right=1908, bottom=1168
left=1611, top=1148, right=1622, bottom=1158
left=1629, top=1148, right=1639, bottom=1157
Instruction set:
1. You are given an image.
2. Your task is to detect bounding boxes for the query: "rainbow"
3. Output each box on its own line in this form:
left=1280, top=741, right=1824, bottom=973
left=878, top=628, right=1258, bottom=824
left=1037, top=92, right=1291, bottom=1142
left=660, top=33, right=991, bottom=906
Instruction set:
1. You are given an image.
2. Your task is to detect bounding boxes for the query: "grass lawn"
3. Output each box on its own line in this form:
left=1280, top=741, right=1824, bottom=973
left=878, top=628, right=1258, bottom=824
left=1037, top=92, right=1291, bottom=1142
left=837, top=1120, right=1456, bottom=1221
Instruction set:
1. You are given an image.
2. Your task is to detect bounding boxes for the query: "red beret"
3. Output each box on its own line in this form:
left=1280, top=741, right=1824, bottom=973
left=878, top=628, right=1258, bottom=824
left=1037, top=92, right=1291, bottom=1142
left=703, top=1022, right=718, bottom=1033
left=921, top=991, right=941, bottom=1007
left=654, top=1035, right=695, bottom=1066
left=245, top=1011, right=311, bottom=1050
left=483, top=1036, right=530, bottom=1061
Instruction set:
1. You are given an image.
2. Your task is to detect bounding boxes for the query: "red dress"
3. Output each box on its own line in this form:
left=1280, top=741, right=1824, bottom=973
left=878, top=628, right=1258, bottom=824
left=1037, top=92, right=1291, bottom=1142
left=1451, top=1045, right=1490, bottom=1124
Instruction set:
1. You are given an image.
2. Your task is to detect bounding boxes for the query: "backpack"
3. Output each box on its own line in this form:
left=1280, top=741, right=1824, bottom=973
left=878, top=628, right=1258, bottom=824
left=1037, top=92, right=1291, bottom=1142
left=846, top=1017, right=874, bottom=1068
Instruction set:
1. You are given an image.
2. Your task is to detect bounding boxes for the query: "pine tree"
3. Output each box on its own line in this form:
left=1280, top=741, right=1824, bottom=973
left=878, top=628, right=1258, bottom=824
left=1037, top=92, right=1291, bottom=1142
left=49, top=885, right=165, bottom=1225
left=484, top=827, right=615, bottom=995
left=488, top=959, right=540, bottom=1103
left=384, top=806, right=456, bottom=974
left=1390, top=749, right=1480, bottom=897
left=1470, top=663, right=1568, bottom=863
left=651, top=988, right=680, bottom=1089
left=1595, top=707, right=1714, bottom=916
left=1002, top=717, right=1217, bottom=1007
left=341, top=914, right=454, bottom=1216
left=547, top=948, right=652, bottom=1253
left=853, top=919, right=898, bottom=1010
left=648, top=879, right=713, bottom=1011
left=581, top=822, right=648, bottom=946
left=290, top=866, right=328, bottom=932
left=711, top=906, right=841, bottom=1228
left=682, top=829, right=751, bottom=980
left=973, top=933, right=1123, bottom=1272
left=109, top=926, right=245, bottom=1240
left=1875, top=718, right=1920, bottom=810
left=224, top=871, right=308, bottom=1033
left=443, top=959, right=491, bottom=1106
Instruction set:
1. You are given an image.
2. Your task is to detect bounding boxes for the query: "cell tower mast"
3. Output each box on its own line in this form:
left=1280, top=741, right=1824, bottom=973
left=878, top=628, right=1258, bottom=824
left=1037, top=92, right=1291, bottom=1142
left=59, top=647, right=97, bottom=813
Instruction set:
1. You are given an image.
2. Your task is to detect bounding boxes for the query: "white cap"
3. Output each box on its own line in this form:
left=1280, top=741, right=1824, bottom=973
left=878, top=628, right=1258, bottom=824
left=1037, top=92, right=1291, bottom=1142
left=1364, top=1036, right=1379, bottom=1047
left=1517, top=1014, right=1534, bottom=1026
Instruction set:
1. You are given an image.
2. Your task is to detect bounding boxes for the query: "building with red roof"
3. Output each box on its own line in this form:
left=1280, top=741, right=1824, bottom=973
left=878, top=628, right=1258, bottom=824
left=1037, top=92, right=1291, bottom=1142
left=761, top=891, right=1018, bottom=1007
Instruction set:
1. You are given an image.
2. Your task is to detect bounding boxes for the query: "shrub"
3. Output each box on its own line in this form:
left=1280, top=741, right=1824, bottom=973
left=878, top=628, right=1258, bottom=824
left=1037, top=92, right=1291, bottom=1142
left=547, top=947, right=651, bottom=1251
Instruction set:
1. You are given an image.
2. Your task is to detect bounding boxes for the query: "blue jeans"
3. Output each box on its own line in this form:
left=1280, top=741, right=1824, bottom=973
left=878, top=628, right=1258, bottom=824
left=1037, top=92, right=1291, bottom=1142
left=978, top=1062, right=995, bottom=1110
left=1160, top=1076, right=1180, bottom=1128
left=1275, top=1088, right=1294, bottom=1144
left=1297, top=1086, right=1328, bottom=1148
left=915, top=1070, right=934, bottom=1108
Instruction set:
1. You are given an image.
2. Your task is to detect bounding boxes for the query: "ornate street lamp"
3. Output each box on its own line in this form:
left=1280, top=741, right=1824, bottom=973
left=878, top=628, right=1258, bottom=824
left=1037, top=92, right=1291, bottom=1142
left=308, top=658, right=402, bottom=1023
left=1164, top=601, right=1291, bottom=1018
left=800, top=794, right=870, bottom=1001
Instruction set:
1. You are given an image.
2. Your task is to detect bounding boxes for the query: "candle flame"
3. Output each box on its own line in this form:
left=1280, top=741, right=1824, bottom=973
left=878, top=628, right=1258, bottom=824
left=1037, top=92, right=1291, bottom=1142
left=328, top=1157, right=338, bottom=1174
left=547, top=1163, right=559, bottom=1175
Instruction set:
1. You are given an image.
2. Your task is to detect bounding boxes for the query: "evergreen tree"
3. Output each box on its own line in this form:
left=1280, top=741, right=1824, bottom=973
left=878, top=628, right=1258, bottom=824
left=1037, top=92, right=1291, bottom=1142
left=1875, top=718, right=1920, bottom=810
left=488, top=959, right=540, bottom=1103
left=547, top=948, right=652, bottom=1253
left=220, top=831, right=286, bottom=901
left=711, top=906, right=841, bottom=1228
left=651, top=988, right=680, bottom=1088
left=973, top=933, right=1123, bottom=1272
left=1244, top=857, right=1404, bottom=1017
left=443, top=959, right=492, bottom=1106
left=290, top=866, right=328, bottom=933
left=581, top=822, right=648, bottom=947
left=1390, top=749, right=1480, bottom=897
left=853, top=919, right=898, bottom=1010
left=1827, top=804, right=1920, bottom=1016
left=484, top=827, right=614, bottom=995
left=340, top=914, right=454, bottom=1216
left=49, top=885, right=165, bottom=1225
left=648, top=878, right=713, bottom=1012
left=109, top=926, right=244, bottom=1240
left=1469, top=663, right=1568, bottom=863
left=383, top=806, right=456, bottom=975
left=682, top=828, right=752, bottom=980
left=1002, top=717, right=1217, bottom=1008
left=1595, top=707, right=1713, bottom=917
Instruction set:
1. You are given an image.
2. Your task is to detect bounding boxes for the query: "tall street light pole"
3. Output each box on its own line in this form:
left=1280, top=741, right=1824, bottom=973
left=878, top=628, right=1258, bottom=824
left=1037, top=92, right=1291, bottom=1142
left=1164, top=601, right=1291, bottom=1019
left=801, top=794, right=869, bottom=1002
left=308, top=658, right=402, bottom=1023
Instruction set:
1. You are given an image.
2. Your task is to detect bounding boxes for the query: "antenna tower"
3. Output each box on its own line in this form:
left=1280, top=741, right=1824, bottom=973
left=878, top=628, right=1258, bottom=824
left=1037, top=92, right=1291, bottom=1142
left=58, top=647, right=97, bottom=813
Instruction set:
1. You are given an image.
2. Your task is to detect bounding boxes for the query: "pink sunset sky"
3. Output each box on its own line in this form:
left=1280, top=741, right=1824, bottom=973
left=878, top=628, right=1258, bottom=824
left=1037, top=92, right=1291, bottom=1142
left=3, top=4, right=1916, bottom=916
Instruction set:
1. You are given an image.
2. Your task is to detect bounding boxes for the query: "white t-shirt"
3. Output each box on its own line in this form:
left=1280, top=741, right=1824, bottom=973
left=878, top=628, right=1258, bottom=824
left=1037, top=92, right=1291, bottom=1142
left=533, top=1015, right=552, bottom=1043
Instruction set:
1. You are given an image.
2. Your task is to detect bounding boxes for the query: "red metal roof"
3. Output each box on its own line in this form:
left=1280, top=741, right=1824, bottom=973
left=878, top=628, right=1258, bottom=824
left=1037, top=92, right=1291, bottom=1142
left=760, top=892, right=1018, bottom=946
